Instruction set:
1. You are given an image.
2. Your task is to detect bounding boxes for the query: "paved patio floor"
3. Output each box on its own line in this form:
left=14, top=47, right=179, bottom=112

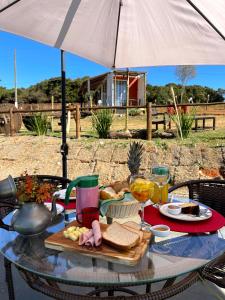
left=1, top=255, right=225, bottom=300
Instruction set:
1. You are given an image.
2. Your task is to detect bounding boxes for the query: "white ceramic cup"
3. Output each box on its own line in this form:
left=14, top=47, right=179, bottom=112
left=150, top=224, right=170, bottom=237
left=167, top=204, right=181, bottom=215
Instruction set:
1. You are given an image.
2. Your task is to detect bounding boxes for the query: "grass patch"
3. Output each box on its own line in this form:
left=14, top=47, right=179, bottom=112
left=157, top=129, right=225, bottom=148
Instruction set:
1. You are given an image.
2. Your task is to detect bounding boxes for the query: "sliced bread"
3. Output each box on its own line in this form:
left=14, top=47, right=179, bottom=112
left=122, top=225, right=143, bottom=243
left=100, top=187, right=124, bottom=200
left=102, top=222, right=140, bottom=251
left=122, top=221, right=141, bottom=231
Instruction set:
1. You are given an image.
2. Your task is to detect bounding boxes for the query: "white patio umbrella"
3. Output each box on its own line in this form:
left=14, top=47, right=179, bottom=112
left=1, top=0, right=225, bottom=177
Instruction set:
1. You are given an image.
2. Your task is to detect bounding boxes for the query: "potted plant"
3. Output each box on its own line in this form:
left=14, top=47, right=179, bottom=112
left=16, top=172, right=55, bottom=204
left=10, top=172, right=57, bottom=236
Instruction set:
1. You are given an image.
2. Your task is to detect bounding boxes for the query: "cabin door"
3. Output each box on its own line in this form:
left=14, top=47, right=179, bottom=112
left=116, top=80, right=127, bottom=106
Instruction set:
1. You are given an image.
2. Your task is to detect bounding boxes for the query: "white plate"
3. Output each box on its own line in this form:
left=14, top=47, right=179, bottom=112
left=53, top=189, right=76, bottom=200
left=44, top=202, right=64, bottom=215
left=159, top=202, right=212, bottom=221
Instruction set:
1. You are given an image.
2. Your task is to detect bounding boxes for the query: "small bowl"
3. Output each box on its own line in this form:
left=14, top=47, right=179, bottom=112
left=150, top=225, right=170, bottom=237
left=167, top=204, right=181, bottom=215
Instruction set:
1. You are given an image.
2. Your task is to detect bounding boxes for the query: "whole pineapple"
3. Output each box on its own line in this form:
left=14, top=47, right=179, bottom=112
left=127, top=141, right=144, bottom=177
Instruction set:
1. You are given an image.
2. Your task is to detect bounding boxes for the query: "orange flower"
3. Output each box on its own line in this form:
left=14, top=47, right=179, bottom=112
left=17, top=173, right=55, bottom=204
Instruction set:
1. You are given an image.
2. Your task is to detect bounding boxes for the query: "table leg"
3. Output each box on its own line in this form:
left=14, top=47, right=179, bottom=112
left=4, top=257, right=15, bottom=300
left=94, top=287, right=100, bottom=297
left=106, top=216, right=113, bottom=224
left=146, top=283, right=151, bottom=293
left=108, top=290, right=114, bottom=296
left=163, top=277, right=176, bottom=288
left=203, top=118, right=205, bottom=130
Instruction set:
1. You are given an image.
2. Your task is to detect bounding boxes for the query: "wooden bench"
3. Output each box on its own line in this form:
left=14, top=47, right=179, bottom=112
left=193, top=115, right=216, bottom=131
left=152, top=112, right=169, bottom=130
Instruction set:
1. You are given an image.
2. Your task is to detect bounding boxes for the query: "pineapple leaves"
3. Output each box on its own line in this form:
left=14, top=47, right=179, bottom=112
left=127, top=141, right=144, bottom=175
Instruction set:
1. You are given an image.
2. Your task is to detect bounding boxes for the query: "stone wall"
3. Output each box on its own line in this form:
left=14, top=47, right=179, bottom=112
left=0, top=136, right=224, bottom=184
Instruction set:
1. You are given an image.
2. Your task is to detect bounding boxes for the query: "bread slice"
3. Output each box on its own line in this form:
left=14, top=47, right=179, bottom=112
left=100, top=187, right=117, bottom=200
left=122, top=221, right=141, bottom=231
left=122, top=225, right=143, bottom=243
left=103, top=222, right=140, bottom=251
left=109, top=180, right=130, bottom=193
left=100, top=187, right=124, bottom=200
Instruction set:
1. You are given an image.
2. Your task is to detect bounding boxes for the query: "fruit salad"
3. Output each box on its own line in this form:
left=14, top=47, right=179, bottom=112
left=130, top=178, right=154, bottom=203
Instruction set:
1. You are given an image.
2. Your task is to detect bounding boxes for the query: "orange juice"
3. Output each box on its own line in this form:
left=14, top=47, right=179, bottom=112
left=151, top=183, right=168, bottom=204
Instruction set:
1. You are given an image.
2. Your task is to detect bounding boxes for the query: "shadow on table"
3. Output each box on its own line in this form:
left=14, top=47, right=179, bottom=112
left=150, top=234, right=225, bottom=260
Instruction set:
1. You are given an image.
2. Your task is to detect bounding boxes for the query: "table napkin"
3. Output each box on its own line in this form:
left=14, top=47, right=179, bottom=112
left=99, top=192, right=134, bottom=216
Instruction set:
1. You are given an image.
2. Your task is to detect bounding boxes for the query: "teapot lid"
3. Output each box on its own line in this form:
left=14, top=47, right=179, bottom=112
left=76, top=175, right=98, bottom=188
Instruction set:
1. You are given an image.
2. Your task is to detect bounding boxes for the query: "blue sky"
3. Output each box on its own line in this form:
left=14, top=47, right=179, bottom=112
left=1, top=30, right=225, bottom=90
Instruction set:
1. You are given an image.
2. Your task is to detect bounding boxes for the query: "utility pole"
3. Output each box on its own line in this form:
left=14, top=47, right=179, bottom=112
left=14, top=49, right=18, bottom=108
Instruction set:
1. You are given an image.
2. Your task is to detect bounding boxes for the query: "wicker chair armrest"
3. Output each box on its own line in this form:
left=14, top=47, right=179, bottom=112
left=200, top=253, right=225, bottom=288
left=168, top=179, right=225, bottom=193
left=168, top=181, right=190, bottom=193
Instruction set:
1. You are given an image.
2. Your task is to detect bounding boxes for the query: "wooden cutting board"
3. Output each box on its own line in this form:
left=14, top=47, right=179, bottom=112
left=45, top=221, right=152, bottom=266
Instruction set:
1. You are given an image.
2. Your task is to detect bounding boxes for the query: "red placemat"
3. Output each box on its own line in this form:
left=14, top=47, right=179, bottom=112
left=45, top=199, right=76, bottom=210
left=144, top=205, right=225, bottom=233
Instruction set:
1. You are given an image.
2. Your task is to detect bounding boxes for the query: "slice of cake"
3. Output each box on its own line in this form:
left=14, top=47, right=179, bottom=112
left=180, top=203, right=200, bottom=216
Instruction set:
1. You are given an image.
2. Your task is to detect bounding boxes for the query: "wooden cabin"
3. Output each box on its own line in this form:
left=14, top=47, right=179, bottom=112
left=83, top=70, right=146, bottom=107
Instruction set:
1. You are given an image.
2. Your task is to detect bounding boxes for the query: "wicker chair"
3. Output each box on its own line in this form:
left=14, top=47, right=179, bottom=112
left=168, top=179, right=225, bottom=217
left=0, top=174, right=71, bottom=300
left=169, top=179, right=225, bottom=288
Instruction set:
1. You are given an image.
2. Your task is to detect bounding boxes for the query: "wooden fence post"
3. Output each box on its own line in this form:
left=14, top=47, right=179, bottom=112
left=51, top=95, right=54, bottom=131
left=9, top=108, right=15, bottom=136
left=146, top=102, right=152, bottom=141
left=76, top=104, right=80, bottom=139
left=66, top=109, right=71, bottom=134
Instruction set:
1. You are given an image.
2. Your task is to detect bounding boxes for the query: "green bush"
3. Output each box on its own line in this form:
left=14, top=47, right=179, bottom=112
left=23, top=113, right=51, bottom=136
left=92, top=109, right=113, bottom=138
left=171, top=110, right=195, bottom=139
left=128, top=108, right=142, bottom=116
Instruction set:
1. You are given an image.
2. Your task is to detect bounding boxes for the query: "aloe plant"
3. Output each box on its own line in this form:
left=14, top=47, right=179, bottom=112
left=92, top=109, right=113, bottom=138
left=171, top=110, right=195, bottom=139
left=23, top=113, right=51, bottom=136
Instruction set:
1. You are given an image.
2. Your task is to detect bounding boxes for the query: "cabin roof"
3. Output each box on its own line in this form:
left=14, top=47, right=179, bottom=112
left=81, top=70, right=146, bottom=92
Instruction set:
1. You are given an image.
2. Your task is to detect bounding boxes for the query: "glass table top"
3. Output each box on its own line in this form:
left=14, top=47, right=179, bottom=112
left=0, top=212, right=225, bottom=286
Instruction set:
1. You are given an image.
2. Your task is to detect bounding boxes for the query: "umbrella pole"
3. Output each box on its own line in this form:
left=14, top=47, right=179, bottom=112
left=61, top=50, right=68, bottom=179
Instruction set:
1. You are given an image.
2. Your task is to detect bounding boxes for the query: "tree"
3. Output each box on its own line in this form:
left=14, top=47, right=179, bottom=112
left=217, top=88, right=225, bottom=100
left=175, top=65, right=196, bottom=103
